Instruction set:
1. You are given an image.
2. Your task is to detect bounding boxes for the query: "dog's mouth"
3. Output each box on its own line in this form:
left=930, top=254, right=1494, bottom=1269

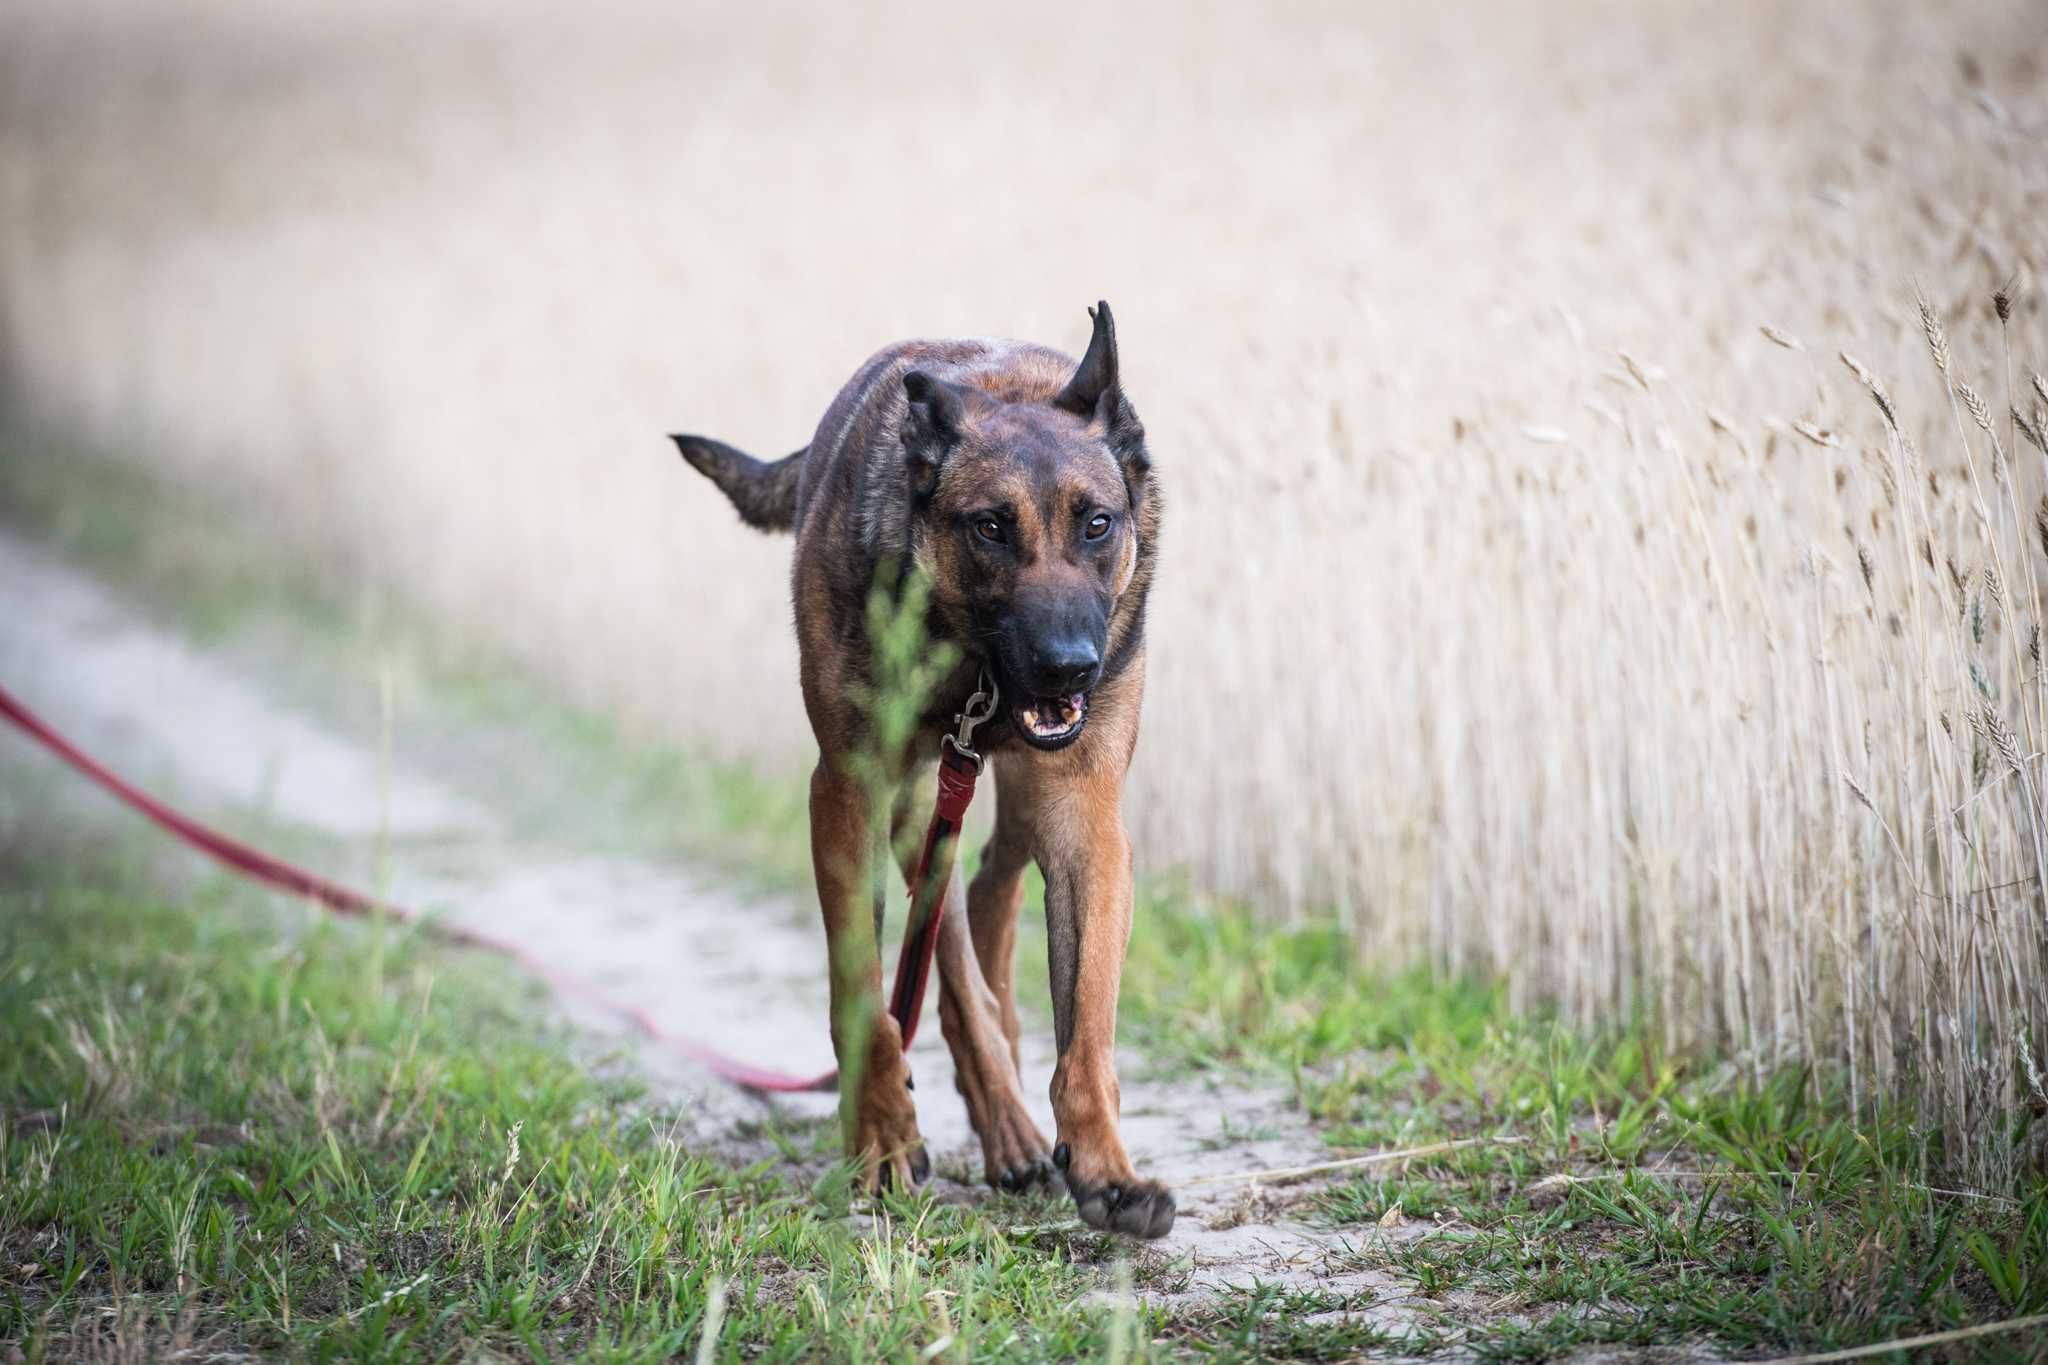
left=1011, top=691, right=1090, bottom=749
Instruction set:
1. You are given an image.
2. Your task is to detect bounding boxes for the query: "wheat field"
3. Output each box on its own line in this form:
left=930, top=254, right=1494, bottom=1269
left=3, top=0, right=2045, bottom=1182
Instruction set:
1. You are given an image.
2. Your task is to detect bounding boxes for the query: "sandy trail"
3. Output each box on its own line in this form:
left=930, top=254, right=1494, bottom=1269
left=0, top=528, right=1434, bottom=1318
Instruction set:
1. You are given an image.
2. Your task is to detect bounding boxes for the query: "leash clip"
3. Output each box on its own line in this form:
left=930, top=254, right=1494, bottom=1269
left=944, top=672, right=999, bottom=769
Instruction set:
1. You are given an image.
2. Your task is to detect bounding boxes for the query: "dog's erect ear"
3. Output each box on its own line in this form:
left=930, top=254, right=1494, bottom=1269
left=902, top=369, right=972, bottom=496
left=1054, top=300, right=1120, bottom=416
left=1054, top=300, right=1150, bottom=497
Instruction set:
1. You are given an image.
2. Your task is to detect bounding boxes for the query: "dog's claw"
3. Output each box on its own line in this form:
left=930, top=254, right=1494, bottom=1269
left=994, top=1150, right=1060, bottom=1194
left=874, top=1142, right=930, bottom=1193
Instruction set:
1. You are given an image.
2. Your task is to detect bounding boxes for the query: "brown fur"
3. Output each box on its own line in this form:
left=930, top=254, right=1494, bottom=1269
left=672, top=304, right=1171, bottom=1237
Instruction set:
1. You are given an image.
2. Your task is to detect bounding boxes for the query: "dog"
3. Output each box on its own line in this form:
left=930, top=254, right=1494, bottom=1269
left=670, top=302, right=1172, bottom=1237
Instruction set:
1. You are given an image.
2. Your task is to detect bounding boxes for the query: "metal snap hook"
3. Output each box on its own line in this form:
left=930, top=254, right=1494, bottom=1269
left=945, top=670, right=1000, bottom=768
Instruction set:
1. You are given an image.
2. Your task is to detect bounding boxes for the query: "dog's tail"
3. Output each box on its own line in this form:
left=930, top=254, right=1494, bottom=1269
left=669, top=435, right=807, bottom=533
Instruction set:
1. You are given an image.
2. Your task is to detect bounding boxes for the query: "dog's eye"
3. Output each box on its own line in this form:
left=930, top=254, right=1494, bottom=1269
left=974, top=516, right=1006, bottom=545
left=1085, top=513, right=1113, bottom=540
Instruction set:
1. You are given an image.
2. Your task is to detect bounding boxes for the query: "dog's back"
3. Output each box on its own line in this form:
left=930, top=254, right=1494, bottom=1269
left=672, top=336, right=1078, bottom=548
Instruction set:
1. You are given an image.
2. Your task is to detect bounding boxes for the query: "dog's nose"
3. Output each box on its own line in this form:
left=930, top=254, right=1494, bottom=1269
left=1030, top=640, right=1101, bottom=696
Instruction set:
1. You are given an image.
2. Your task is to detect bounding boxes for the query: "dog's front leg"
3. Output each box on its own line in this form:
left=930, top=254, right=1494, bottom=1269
left=811, top=759, right=927, bottom=1190
left=1041, top=779, right=1176, bottom=1238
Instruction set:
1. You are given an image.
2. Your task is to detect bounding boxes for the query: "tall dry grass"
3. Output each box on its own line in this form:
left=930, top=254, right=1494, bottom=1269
left=3, top=0, right=2046, bottom=1182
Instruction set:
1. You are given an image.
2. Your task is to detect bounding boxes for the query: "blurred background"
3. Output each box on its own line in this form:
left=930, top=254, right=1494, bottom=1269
left=3, top=0, right=2045, bottom=1180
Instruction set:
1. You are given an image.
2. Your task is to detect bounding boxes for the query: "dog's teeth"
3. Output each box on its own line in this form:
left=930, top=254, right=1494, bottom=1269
left=1018, top=696, right=1084, bottom=737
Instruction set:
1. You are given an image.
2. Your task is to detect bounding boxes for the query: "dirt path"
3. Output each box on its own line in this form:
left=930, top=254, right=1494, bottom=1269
left=0, top=530, right=1438, bottom=1324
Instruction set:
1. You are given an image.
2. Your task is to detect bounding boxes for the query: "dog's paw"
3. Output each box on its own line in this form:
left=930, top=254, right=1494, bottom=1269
left=853, top=1068, right=929, bottom=1193
left=856, top=1131, right=930, bottom=1194
left=978, top=1098, right=1057, bottom=1193
left=1054, top=1142, right=1177, bottom=1238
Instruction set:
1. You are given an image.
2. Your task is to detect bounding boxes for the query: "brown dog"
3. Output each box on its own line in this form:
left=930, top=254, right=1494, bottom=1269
left=670, top=302, right=1171, bottom=1237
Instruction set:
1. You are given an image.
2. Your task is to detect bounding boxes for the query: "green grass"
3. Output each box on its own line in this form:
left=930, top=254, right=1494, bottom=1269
left=6, top=864, right=2044, bottom=1360
left=1115, top=900, right=2048, bottom=1359
left=0, top=865, right=1170, bottom=1361
left=6, top=429, right=2048, bottom=1360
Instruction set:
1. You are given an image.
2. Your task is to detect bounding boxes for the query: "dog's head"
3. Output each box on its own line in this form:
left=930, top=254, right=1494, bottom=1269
left=905, top=303, right=1154, bottom=751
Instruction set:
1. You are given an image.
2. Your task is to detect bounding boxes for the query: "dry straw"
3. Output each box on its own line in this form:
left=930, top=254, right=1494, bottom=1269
left=0, top=0, right=2041, bottom=1190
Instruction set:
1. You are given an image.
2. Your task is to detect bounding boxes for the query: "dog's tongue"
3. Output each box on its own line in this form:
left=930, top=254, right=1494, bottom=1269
left=1021, top=693, right=1086, bottom=736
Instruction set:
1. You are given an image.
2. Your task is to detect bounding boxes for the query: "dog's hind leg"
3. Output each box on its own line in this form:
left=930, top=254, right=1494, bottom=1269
left=936, top=878, right=1059, bottom=1191
left=890, top=775, right=1055, bottom=1192
left=814, top=760, right=927, bottom=1191
left=965, top=758, right=1035, bottom=1073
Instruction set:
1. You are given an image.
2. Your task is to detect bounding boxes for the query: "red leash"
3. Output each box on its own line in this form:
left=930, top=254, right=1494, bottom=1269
left=0, top=677, right=991, bottom=1096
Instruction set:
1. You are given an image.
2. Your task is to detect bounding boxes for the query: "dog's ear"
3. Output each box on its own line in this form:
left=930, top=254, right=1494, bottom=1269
left=1054, top=300, right=1151, bottom=499
left=902, top=369, right=974, bottom=496
left=1053, top=300, right=1120, bottom=416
